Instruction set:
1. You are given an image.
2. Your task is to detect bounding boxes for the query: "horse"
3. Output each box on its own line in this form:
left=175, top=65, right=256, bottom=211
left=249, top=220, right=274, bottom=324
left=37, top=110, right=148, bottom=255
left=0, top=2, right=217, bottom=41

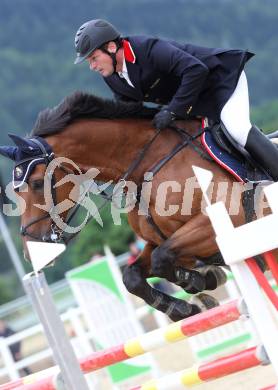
left=0, top=91, right=276, bottom=321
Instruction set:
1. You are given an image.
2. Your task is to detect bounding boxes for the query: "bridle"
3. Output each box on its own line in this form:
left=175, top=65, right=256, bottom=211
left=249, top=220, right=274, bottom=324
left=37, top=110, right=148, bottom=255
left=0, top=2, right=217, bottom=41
left=19, top=138, right=89, bottom=244
left=19, top=138, right=128, bottom=245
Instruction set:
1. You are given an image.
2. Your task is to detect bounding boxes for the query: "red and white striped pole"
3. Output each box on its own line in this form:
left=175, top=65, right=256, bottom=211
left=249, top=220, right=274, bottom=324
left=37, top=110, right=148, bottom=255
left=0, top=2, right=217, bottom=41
left=246, top=257, right=278, bottom=311
left=0, top=300, right=243, bottom=390
left=130, top=346, right=269, bottom=390
left=263, top=251, right=278, bottom=286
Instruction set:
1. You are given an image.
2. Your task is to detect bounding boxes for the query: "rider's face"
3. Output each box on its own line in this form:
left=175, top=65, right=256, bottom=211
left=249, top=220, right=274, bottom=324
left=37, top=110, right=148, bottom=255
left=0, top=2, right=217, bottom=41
left=87, top=49, right=114, bottom=77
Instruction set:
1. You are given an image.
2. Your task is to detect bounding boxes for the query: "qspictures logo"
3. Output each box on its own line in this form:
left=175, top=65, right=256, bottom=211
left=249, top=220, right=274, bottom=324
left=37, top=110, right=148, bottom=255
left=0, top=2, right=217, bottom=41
left=0, top=157, right=271, bottom=233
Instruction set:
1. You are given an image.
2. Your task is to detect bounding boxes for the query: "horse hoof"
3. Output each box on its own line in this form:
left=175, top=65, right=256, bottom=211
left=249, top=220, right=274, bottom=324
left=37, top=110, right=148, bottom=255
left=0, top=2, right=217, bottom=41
left=189, top=293, right=219, bottom=312
left=166, top=300, right=201, bottom=322
left=197, top=265, right=227, bottom=290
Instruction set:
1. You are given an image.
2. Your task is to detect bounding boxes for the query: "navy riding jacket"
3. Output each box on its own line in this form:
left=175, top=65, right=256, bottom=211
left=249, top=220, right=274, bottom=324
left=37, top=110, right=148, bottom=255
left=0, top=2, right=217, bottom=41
left=104, top=36, right=254, bottom=121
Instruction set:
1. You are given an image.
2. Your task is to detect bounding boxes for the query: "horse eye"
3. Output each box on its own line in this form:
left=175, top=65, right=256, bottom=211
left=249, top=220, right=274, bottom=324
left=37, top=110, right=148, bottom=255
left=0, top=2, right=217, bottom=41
left=30, top=179, right=44, bottom=191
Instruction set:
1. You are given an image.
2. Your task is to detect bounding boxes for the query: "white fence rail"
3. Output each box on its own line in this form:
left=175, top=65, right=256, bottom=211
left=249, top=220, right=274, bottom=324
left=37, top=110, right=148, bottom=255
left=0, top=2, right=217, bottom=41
left=0, top=306, right=90, bottom=381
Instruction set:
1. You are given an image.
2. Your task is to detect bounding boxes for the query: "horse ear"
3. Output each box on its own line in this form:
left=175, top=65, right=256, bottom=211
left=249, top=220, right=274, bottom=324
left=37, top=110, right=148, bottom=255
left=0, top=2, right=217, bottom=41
left=8, top=133, right=31, bottom=148
left=0, top=146, right=17, bottom=160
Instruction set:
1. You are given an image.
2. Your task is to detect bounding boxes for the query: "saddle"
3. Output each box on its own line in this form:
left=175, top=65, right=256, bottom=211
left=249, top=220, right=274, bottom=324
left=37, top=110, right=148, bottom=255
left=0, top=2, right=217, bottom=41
left=202, top=123, right=272, bottom=183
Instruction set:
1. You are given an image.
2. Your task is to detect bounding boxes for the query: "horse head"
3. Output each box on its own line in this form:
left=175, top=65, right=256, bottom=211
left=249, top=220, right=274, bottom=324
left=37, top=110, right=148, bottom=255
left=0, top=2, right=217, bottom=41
left=0, top=134, right=81, bottom=259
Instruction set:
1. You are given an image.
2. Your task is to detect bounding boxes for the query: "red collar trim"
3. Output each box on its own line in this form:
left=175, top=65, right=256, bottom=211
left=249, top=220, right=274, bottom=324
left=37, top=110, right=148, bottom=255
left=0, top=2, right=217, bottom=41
left=123, top=39, right=136, bottom=64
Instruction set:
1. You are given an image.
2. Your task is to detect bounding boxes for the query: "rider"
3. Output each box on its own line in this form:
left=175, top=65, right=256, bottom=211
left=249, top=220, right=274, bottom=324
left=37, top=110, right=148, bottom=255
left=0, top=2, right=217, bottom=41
left=74, top=19, right=278, bottom=181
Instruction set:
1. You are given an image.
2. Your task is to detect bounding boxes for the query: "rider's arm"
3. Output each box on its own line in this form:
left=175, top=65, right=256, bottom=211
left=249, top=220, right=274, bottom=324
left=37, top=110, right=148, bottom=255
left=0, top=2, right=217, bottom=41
left=147, top=39, right=209, bottom=117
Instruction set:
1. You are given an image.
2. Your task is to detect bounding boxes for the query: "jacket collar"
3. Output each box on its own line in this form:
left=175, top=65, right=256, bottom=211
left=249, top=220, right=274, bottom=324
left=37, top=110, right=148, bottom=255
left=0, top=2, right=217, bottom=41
left=122, top=39, right=143, bottom=99
left=123, top=39, right=136, bottom=63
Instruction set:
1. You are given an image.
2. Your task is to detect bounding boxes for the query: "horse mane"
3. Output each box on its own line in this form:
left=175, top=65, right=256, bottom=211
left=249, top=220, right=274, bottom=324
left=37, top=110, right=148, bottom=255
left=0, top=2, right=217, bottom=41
left=31, top=91, right=158, bottom=137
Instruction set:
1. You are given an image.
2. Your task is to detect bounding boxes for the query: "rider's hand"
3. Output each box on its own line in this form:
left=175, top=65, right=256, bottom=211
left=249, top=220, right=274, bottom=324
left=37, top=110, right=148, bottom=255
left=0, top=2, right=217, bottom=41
left=152, top=109, right=176, bottom=130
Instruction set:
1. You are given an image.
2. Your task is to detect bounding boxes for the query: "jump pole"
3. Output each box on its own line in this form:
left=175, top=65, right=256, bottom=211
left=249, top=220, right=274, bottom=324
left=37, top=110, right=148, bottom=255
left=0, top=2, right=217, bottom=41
left=16, top=346, right=269, bottom=390
left=130, top=345, right=269, bottom=390
left=22, top=272, right=89, bottom=390
left=0, top=299, right=244, bottom=390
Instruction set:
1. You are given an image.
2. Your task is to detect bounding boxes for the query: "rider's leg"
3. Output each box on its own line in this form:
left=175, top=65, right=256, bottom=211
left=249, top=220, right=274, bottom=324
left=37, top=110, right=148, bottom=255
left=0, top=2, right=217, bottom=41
left=220, top=71, right=278, bottom=181
left=245, top=126, right=278, bottom=180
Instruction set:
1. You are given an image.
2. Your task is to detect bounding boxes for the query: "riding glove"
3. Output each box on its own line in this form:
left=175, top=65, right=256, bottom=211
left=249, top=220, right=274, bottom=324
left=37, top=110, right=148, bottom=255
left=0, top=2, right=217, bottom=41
left=152, top=109, right=176, bottom=130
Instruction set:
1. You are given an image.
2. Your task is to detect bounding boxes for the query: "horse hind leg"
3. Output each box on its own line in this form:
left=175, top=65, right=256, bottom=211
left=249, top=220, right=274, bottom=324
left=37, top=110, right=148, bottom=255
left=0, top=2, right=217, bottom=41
left=123, top=261, right=213, bottom=322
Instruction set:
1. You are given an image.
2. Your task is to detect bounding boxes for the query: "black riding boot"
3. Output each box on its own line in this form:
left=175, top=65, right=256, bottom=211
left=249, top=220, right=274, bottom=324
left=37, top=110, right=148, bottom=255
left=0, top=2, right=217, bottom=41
left=245, top=125, right=278, bottom=181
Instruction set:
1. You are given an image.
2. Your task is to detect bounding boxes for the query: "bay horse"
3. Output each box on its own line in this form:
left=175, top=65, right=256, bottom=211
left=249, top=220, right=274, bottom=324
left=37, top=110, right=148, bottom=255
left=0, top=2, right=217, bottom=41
left=0, top=92, right=276, bottom=321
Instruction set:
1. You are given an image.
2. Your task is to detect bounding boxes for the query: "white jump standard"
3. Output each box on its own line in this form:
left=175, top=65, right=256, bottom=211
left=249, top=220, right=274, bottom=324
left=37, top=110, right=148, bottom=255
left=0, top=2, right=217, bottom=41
left=23, top=272, right=90, bottom=390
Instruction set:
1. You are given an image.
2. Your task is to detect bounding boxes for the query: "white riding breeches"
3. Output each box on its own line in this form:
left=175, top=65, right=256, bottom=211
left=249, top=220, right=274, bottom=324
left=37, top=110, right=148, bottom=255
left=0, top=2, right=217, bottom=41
left=220, top=71, right=252, bottom=147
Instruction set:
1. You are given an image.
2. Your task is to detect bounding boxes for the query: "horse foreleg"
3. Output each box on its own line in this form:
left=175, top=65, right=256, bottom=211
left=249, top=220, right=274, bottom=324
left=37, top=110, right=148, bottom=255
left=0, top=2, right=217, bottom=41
left=151, top=243, right=214, bottom=293
left=122, top=243, right=203, bottom=321
left=151, top=215, right=227, bottom=294
left=175, top=264, right=227, bottom=293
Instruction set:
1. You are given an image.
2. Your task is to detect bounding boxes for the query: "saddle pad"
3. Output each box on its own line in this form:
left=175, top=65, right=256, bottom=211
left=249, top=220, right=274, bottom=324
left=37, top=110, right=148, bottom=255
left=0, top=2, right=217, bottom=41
left=201, top=131, right=248, bottom=183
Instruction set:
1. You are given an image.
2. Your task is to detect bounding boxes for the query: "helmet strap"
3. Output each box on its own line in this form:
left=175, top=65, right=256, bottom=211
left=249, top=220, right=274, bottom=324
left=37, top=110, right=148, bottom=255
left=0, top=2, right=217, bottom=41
left=101, top=42, right=121, bottom=73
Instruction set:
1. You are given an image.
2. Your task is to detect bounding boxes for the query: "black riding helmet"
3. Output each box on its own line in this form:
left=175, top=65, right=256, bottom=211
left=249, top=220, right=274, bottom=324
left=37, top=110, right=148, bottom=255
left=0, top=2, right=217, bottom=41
left=74, top=19, right=121, bottom=67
